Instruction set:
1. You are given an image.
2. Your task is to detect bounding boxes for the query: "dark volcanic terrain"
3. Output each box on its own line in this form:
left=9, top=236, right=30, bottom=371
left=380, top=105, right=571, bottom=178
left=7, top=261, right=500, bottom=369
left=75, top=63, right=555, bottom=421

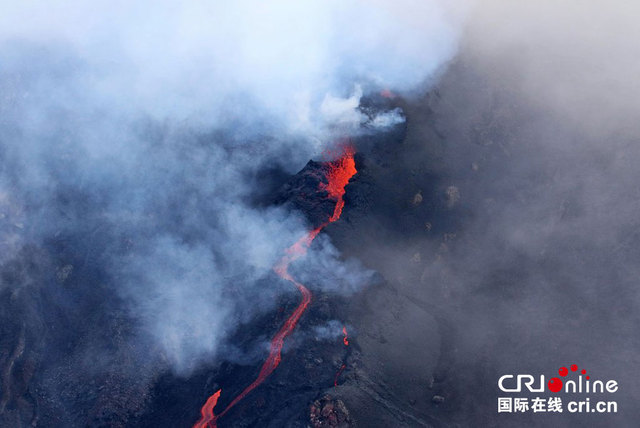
left=2, top=51, right=640, bottom=428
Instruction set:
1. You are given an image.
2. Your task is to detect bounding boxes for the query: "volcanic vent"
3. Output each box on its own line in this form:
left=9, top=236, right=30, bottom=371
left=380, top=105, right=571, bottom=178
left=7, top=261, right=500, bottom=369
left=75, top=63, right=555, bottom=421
left=194, top=145, right=357, bottom=428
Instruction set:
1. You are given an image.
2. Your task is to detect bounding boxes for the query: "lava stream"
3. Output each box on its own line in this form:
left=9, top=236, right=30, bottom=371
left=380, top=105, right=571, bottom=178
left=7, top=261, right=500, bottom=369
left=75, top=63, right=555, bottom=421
left=333, top=327, right=349, bottom=386
left=194, top=146, right=356, bottom=428
left=342, top=326, right=349, bottom=346
left=334, top=364, right=346, bottom=387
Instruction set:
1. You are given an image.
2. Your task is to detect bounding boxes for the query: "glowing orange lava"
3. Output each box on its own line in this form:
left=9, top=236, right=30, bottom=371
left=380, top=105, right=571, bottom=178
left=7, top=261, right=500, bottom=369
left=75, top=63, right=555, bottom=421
left=194, top=390, right=221, bottom=428
left=194, top=146, right=357, bottom=428
left=380, top=89, right=396, bottom=99
left=321, top=146, right=356, bottom=222
left=342, top=326, right=349, bottom=346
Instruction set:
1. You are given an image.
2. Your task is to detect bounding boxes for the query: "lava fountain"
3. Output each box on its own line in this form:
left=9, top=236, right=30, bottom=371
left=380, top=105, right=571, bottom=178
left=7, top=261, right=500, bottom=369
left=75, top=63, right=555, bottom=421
left=194, top=146, right=357, bottom=428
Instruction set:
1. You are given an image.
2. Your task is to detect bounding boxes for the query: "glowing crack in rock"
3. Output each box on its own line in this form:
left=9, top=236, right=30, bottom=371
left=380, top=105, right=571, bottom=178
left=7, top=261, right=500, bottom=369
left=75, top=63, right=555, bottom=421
left=194, top=146, right=357, bottom=428
left=342, top=326, right=349, bottom=346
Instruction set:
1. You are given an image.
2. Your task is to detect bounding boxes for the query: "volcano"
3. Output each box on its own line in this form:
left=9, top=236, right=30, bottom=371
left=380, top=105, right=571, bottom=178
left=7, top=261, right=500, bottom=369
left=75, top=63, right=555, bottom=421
left=3, top=37, right=637, bottom=428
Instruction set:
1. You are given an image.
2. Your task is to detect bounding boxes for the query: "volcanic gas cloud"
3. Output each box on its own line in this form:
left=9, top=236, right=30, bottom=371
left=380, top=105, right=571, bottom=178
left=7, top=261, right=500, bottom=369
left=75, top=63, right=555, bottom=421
left=194, top=145, right=357, bottom=428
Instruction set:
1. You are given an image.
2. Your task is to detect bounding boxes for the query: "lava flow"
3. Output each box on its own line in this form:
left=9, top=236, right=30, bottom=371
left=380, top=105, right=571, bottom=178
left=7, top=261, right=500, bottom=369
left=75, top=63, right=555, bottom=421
left=342, top=326, right=349, bottom=346
left=194, top=146, right=357, bottom=428
left=334, top=364, right=346, bottom=387
left=333, top=327, right=349, bottom=386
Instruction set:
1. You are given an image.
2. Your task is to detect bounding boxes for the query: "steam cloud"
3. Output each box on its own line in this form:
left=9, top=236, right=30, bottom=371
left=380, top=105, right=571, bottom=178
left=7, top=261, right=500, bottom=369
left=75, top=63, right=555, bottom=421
left=345, top=1, right=640, bottom=425
left=0, top=0, right=467, bottom=382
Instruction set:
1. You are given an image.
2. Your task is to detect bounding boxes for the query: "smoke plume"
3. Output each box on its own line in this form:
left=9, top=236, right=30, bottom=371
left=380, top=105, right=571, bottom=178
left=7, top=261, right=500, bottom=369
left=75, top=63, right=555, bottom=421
left=337, top=1, right=640, bottom=425
left=0, top=0, right=467, bottom=383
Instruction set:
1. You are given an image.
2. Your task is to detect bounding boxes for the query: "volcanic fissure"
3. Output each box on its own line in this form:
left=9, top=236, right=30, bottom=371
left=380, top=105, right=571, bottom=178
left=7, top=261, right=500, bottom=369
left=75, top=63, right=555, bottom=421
left=194, top=146, right=357, bottom=428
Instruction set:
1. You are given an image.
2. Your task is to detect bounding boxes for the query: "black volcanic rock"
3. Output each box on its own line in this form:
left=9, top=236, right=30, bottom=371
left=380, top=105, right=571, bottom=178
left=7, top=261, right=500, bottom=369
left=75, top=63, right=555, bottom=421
left=274, top=160, right=337, bottom=229
left=310, top=395, right=352, bottom=428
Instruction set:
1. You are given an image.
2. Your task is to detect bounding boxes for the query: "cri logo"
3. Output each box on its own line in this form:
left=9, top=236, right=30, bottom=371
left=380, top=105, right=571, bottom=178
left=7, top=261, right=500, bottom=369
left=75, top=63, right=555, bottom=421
left=498, top=364, right=618, bottom=394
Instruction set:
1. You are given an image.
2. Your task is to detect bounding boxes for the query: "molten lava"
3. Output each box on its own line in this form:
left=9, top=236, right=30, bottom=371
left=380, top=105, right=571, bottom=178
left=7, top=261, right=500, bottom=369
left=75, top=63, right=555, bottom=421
left=334, top=364, right=346, bottom=387
left=321, top=146, right=356, bottom=222
left=195, top=390, right=221, bottom=428
left=194, top=146, right=357, bottom=428
left=380, top=88, right=396, bottom=99
left=333, top=326, right=349, bottom=387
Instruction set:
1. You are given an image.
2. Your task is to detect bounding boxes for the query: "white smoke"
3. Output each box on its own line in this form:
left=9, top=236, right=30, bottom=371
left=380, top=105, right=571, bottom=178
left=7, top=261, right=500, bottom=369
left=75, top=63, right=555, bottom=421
left=0, top=0, right=469, bottom=374
left=0, top=0, right=466, bottom=139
